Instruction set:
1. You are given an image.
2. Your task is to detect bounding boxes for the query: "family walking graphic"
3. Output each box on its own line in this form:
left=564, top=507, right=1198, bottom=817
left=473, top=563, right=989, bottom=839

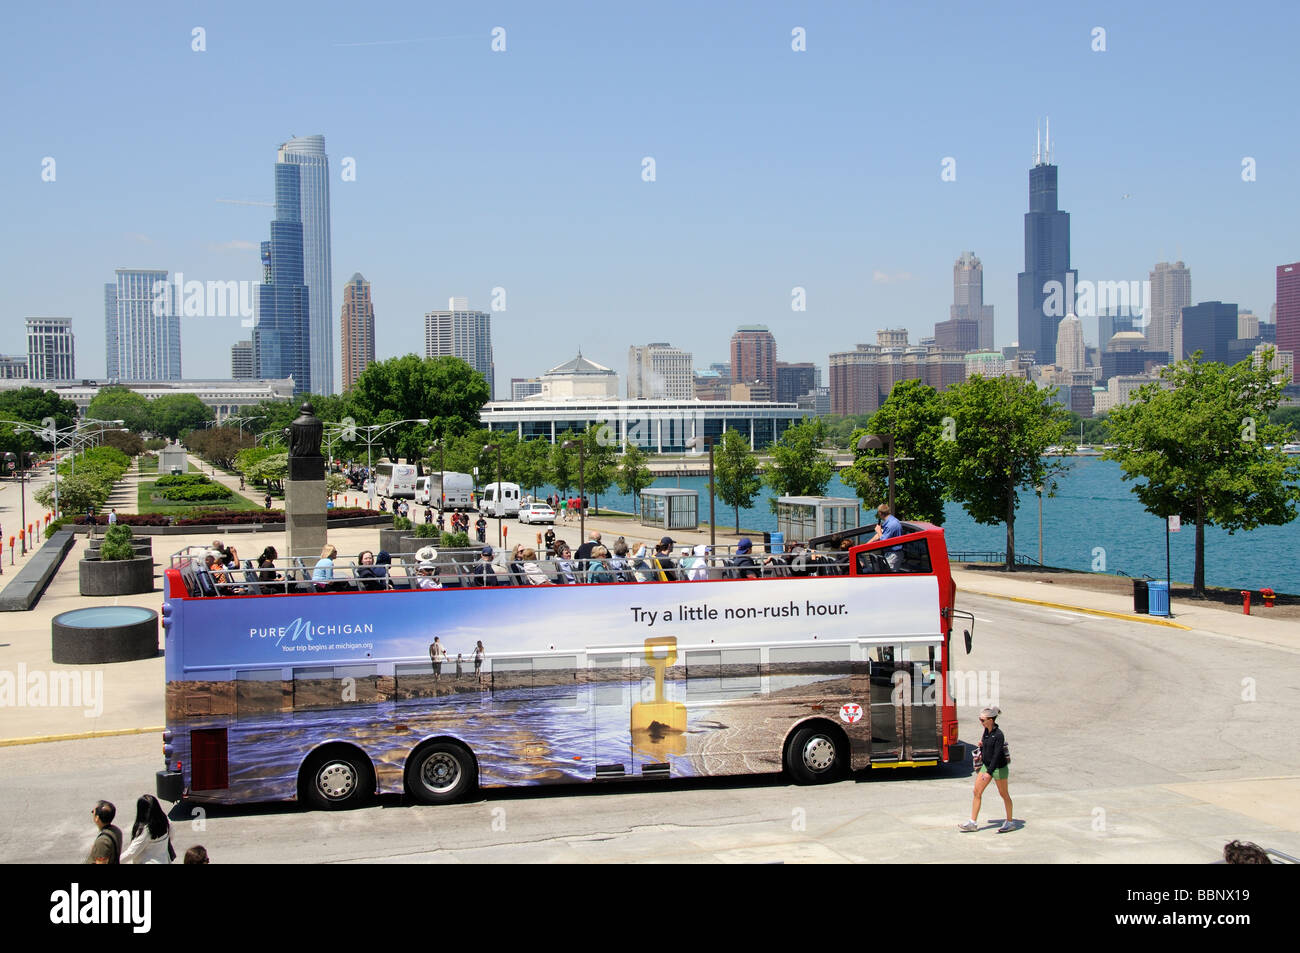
left=428, top=638, right=486, bottom=684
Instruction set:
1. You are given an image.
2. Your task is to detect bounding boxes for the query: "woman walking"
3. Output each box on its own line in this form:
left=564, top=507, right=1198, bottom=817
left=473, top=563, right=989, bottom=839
left=960, top=707, right=1014, bottom=833
left=121, top=794, right=174, bottom=864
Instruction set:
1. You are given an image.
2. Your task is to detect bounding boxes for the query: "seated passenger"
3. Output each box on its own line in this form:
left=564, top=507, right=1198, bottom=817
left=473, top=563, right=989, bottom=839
left=608, top=540, right=634, bottom=582
left=471, top=547, right=501, bottom=587
left=313, top=545, right=348, bottom=592
left=869, top=504, right=904, bottom=571
left=415, top=560, right=442, bottom=590
left=553, top=542, right=578, bottom=585
left=727, top=537, right=760, bottom=579
left=586, top=546, right=614, bottom=583
left=517, top=547, right=550, bottom=585
left=651, top=537, right=678, bottom=581
left=356, top=550, right=388, bottom=591
left=684, top=544, right=711, bottom=581
left=630, top=543, right=656, bottom=582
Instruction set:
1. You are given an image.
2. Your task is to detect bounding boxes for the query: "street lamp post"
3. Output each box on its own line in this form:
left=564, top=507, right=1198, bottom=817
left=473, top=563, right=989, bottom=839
left=686, top=435, right=715, bottom=552
left=3, top=452, right=26, bottom=555
left=561, top=439, right=586, bottom=545
left=856, top=433, right=896, bottom=517
left=482, top=443, right=503, bottom=549
left=1035, top=484, right=1043, bottom=566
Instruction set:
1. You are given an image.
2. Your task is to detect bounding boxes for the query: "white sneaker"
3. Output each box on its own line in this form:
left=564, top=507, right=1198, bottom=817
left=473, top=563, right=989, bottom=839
left=958, top=820, right=979, bottom=832
left=998, top=821, right=1015, bottom=833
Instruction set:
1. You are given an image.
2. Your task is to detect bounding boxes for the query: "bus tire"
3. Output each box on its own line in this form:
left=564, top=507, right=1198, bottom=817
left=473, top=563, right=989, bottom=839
left=406, top=742, right=477, bottom=805
left=302, top=746, right=374, bottom=811
left=785, top=725, right=846, bottom=785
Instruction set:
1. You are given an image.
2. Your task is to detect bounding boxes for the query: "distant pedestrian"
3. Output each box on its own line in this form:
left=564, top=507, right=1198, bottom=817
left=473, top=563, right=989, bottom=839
left=475, top=515, right=487, bottom=543
left=122, top=794, right=174, bottom=863
left=455, top=653, right=464, bottom=679
left=85, top=800, right=122, bottom=864
left=424, top=507, right=433, bottom=524
left=959, top=707, right=1014, bottom=833
left=264, top=493, right=272, bottom=510
left=543, top=527, right=556, bottom=557
left=560, top=498, right=569, bottom=522
left=107, top=508, right=117, bottom=526
left=183, top=845, right=210, bottom=864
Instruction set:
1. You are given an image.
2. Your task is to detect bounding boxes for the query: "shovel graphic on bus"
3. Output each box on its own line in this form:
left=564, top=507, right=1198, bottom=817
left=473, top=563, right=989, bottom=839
left=631, top=636, right=686, bottom=759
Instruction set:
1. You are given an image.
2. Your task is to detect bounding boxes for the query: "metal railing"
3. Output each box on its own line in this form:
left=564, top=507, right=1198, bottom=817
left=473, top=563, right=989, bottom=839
left=948, top=551, right=1042, bottom=566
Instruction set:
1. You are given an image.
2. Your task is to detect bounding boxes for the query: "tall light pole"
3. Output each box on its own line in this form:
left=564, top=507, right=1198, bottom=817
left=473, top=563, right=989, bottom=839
left=561, top=438, right=585, bottom=545
left=1035, top=484, right=1043, bottom=566
left=482, top=443, right=503, bottom=548
left=3, top=452, right=27, bottom=555
left=857, top=433, right=896, bottom=517
left=686, top=435, right=715, bottom=552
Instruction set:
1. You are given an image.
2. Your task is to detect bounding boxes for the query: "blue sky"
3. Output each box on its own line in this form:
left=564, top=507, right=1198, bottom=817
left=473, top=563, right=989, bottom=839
left=3, top=1, right=1297, bottom=389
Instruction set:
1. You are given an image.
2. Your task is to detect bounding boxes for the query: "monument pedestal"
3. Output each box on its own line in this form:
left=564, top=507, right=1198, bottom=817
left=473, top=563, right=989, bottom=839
left=286, top=456, right=327, bottom=560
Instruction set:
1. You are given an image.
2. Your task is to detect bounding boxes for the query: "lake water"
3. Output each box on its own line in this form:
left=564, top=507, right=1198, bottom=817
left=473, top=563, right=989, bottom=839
left=532, top=458, right=1300, bottom=594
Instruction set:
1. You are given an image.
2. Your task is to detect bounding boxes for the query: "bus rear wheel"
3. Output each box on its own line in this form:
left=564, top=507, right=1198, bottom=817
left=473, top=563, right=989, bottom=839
left=785, top=725, right=846, bottom=785
left=407, top=742, right=477, bottom=805
left=302, top=747, right=374, bottom=811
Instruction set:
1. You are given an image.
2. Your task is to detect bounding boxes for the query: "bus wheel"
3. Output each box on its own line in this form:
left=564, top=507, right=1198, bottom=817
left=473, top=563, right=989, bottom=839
left=407, top=742, right=477, bottom=805
left=302, top=746, right=374, bottom=811
left=785, top=725, right=845, bottom=785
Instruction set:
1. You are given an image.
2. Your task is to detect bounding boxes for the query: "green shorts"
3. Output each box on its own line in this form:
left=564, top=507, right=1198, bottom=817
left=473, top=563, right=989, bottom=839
left=980, top=765, right=1009, bottom=780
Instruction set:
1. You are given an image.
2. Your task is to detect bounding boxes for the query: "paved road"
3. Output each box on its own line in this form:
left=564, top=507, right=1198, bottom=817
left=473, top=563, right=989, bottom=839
left=3, top=594, right=1296, bottom=864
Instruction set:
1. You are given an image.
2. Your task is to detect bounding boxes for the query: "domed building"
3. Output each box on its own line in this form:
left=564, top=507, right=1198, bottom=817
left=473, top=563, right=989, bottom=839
left=536, top=352, right=620, bottom=399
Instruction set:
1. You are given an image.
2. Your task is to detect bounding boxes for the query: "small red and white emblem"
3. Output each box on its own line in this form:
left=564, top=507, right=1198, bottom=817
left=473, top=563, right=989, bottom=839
left=839, top=702, right=863, bottom=724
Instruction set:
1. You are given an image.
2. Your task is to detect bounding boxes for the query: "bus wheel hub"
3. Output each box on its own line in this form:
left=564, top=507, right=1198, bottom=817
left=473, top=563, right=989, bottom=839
left=803, top=737, right=835, bottom=771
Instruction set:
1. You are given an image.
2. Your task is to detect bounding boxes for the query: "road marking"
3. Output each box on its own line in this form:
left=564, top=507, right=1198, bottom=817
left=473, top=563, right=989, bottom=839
left=0, top=726, right=163, bottom=747
left=962, top=590, right=1191, bottom=629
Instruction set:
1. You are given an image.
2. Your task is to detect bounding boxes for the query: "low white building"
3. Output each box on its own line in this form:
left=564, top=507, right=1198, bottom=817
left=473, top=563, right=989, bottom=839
left=0, top=377, right=297, bottom=419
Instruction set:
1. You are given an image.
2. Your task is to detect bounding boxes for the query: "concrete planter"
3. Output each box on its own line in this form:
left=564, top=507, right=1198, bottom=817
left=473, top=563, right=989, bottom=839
left=377, top=528, right=408, bottom=555
left=52, top=606, right=159, bottom=664
left=88, top=538, right=153, bottom=558
left=78, top=555, right=156, bottom=596
left=401, top=534, right=441, bottom=553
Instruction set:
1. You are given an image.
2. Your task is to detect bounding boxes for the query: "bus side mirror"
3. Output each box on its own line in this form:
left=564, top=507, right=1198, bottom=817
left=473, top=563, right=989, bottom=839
left=963, top=630, right=972, bottom=655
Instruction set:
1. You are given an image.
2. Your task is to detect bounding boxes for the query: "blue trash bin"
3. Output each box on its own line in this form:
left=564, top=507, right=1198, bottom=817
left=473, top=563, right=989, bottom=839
left=1147, top=580, right=1170, bottom=617
left=770, top=531, right=784, bottom=555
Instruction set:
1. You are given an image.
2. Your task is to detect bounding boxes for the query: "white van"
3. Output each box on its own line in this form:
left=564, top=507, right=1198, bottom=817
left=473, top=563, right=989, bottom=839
left=417, top=472, right=475, bottom=510
left=479, top=481, right=521, bottom=518
left=374, top=463, right=419, bottom=499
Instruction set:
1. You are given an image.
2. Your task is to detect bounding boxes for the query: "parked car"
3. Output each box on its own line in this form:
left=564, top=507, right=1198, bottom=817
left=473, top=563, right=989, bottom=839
left=518, top=502, right=556, bottom=525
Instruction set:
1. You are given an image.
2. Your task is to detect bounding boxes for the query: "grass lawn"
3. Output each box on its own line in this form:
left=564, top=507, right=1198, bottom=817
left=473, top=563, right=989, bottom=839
left=137, top=479, right=263, bottom=514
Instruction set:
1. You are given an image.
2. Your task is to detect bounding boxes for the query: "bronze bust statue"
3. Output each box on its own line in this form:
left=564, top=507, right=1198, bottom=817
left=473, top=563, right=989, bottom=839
left=289, top=402, right=323, bottom=459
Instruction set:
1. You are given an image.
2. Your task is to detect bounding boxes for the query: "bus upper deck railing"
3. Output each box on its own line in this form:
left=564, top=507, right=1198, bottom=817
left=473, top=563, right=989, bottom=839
left=168, top=523, right=940, bottom=598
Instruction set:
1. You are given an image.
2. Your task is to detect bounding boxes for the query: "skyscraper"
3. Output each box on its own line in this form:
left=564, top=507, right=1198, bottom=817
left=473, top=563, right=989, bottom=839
left=254, top=163, right=312, bottom=393
left=628, top=343, right=694, bottom=399
left=231, top=340, right=254, bottom=379
left=775, top=361, right=817, bottom=404
left=424, top=297, right=494, bottom=398
left=105, top=269, right=181, bottom=381
left=1180, top=301, right=1237, bottom=365
left=277, top=135, right=334, bottom=395
left=26, top=317, right=75, bottom=381
left=952, top=252, right=996, bottom=351
left=1147, top=261, right=1192, bottom=359
left=1016, top=122, right=1077, bottom=366
left=340, top=273, right=375, bottom=391
left=1277, top=262, right=1300, bottom=384
left=730, top=326, right=777, bottom=390
left=104, top=283, right=118, bottom=378
left=1055, top=313, right=1085, bottom=372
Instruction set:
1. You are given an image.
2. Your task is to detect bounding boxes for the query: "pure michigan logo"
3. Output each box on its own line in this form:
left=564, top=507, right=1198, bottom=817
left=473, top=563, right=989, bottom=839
left=249, top=617, right=375, bottom=648
left=50, top=884, right=151, bottom=933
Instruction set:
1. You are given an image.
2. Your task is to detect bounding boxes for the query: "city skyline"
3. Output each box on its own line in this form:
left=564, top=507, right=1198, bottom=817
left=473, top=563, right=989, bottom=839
left=5, top=4, right=1298, bottom=390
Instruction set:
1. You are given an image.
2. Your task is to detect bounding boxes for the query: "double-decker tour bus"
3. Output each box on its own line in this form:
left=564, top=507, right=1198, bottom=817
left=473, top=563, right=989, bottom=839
left=156, top=522, right=973, bottom=810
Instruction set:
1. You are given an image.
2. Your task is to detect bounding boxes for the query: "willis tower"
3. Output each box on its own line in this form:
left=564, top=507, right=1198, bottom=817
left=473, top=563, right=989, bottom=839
left=1016, top=120, right=1077, bottom=365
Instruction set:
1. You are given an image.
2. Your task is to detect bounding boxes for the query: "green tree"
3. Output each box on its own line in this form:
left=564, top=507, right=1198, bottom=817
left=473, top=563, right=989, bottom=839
left=763, top=419, right=834, bottom=508
left=512, top=438, right=552, bottom=497
left=36, top=473, right=110, bottom=515
left=149, top=393, right=214, bottom=439
left=0, top=387, right=80, bottom=460
left=350, top=355, right=490, bottom=460
left=840, top=379, right=947, bottom=524
left=615, top=444, right=655, bottom=516
left=581, top=424, right=618, bottom=512
left=550, top=431, right=579, bottom=496
left=713, top=429, right=762, bottom=531
left=936, top=375, right=1072, bottom=571
left=99, top=429, right=146, bottom=457
left=184, top=426, right=255, bottom=470
left=1104, top=352, right=1300, bottom=594
left=244, top=452, right=288, bottom=493
left=86, top=386, right=153, bottom=434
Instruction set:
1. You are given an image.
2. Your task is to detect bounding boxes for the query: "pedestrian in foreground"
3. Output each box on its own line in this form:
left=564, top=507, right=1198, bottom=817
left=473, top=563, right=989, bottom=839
left=85, top=800, right=122, bottom=864
left=122, top=794, right=175, bottom=863
left=959, top=706, right=1014, bottom=833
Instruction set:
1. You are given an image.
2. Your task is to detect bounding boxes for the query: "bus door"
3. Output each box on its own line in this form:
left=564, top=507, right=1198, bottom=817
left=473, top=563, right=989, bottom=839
left=589, top=641, right=682, bottom=781
left=865, top=640, right=942, bottom=765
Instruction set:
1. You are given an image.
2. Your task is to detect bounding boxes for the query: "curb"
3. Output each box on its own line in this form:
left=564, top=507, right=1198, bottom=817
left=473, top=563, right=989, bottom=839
left=0, top=726, right=164, bottom=748
left=962, top=589, right=1193, bottom=629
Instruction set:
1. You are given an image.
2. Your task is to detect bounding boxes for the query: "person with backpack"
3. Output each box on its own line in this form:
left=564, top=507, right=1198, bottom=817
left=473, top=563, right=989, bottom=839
left=85, top=800, right=122, bottom=864
left=959, top=706, right=1014, bottom=833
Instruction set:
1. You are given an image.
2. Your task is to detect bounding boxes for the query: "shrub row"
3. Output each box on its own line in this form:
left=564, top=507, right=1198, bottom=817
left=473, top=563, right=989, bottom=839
left=154, top=473, right=213, bottom=487
left=158, top=483, right=233, bottom=502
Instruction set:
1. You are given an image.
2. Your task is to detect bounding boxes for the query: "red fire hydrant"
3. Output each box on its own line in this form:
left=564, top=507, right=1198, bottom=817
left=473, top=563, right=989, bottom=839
left=1260, top=588, right=1276, bottom=609
left=1241, top=590, right=1251, bottom=615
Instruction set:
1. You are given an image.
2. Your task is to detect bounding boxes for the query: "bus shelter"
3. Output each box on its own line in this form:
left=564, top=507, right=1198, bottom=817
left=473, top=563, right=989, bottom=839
left=776, top=496, right=861, bottom=545
left=639, top=488, right=698, bottom=531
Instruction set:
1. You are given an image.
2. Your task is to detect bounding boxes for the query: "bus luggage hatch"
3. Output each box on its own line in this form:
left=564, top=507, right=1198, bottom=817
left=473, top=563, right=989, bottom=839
left=867, top=643, right=941, bottom=765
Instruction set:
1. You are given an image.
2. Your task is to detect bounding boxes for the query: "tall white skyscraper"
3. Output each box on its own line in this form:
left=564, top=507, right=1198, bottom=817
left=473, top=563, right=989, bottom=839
left=1055, top=313, right=1085, bottom=372
left=277, top=135, right=334, bottom=395
left=26, top=317, right=75, bottom=381
left=628, top=343, right=694, bottom=399
left=424, top=298, right=495, bottom=398
left=1147, top=261, right=1192, bottom=359
left=106, top=269, right=181, bottom=381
